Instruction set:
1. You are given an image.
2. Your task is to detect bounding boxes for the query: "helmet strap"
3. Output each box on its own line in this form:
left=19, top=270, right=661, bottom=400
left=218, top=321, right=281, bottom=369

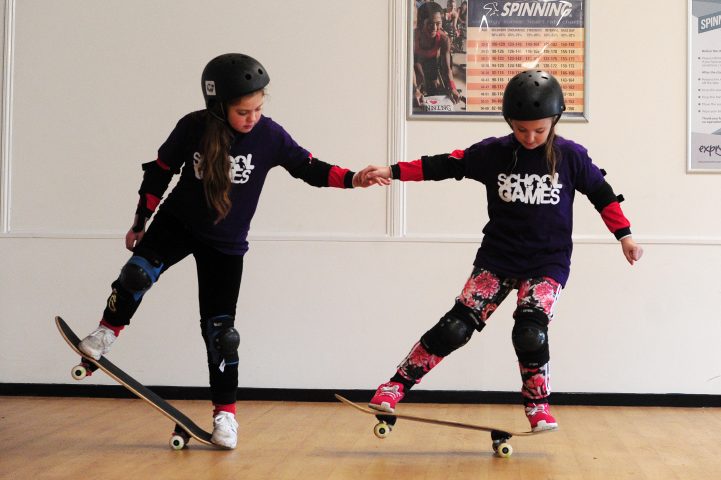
left=208, top=103, right=229, bottom=125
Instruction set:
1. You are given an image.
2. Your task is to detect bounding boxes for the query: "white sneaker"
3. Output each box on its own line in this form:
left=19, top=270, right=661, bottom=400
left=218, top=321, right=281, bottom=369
left=211, top=411, right=238, bottom=449
left=78, top=324, right=117, bottom=360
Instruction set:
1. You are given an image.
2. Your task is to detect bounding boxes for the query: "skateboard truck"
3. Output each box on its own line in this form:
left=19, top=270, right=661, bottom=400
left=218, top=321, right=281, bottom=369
left=490, top=430, right=513, bottom=457
left=71, top=359, right=99, bottom=380
left=170, top=424, right=192, bottom=450
left=373, top=413, right=397, bottom=438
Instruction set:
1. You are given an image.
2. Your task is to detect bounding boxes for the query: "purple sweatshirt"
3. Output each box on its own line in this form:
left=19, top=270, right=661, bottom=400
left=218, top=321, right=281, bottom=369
left=390, top=134, right=631, bottom=286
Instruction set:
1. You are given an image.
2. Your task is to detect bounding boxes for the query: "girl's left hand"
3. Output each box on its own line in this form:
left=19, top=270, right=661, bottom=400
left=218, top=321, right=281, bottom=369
left=620, top=236, right=644, bottom=265
left=353, top=166, right=392, bottom=188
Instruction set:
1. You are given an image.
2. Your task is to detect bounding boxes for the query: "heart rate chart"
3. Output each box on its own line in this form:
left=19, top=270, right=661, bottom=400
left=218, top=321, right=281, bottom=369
left=409, top=0, right=587, bottom=118
left=465, top=0, right=585, bottom=116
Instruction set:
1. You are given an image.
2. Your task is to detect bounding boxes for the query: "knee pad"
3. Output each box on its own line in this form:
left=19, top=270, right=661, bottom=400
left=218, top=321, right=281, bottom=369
left=118, top=255, right=163, bottom=300
left=104, top=255, right=163, bottom=322
left=421, top=301, right=485, bottom=357
left=203, top=315, right=240, bottom=367
left=512, top=307, right=550, bottom=367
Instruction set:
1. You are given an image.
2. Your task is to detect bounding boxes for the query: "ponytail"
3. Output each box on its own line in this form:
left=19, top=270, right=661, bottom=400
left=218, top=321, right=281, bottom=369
left=200, top=111, right=233, bottom=223
left=544, top=126, right=559, bottom=181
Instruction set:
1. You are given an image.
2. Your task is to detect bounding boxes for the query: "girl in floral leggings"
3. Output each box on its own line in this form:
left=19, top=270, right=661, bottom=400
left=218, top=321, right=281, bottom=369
left=380, top=269, right=562, bottom=430
left=363, top=70, right=643, bottom=431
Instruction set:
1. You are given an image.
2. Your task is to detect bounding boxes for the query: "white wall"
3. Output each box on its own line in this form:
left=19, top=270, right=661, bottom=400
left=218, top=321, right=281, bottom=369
left=2, top=0, right=720, bottom=396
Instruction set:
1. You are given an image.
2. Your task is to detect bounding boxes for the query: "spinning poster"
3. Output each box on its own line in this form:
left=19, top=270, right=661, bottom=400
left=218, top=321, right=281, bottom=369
left=410, top=0, right=587, bottom=118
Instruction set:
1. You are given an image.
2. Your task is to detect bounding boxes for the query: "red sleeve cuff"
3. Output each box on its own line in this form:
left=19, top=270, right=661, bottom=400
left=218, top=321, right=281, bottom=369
left=328, top=166, right=353, bottom=188
left=397, top=159, right=424, bottom=181
left=156, top=158, right=171, bottom=171
left=600, top=202, right=631, bottom=237
left=144, top=193, right=161, bottom=212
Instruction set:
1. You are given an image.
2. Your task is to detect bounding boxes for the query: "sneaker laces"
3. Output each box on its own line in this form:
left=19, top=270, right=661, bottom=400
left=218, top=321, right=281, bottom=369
left=214, top=412, right=238, bottom=432
left=379, top=383, right=403, bottom=399
left=89, top=325, right=115, bottom=342
left=525, top=404, right=548, bottom=416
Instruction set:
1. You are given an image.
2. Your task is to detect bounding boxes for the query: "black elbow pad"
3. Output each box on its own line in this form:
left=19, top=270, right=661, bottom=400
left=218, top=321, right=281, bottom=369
left=288, top=156, right=332, bottom=187
left=138, top=160, right=174, bottom=197
left=587, top=181, right=618, bottom=212
left=421, top=153, right=464, bottom=181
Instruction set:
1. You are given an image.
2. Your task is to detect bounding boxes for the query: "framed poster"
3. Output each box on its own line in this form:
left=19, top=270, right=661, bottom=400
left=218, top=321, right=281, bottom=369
left=409, top=0, right=588, bottom=119
left=688, top=0, right=721, bottom=172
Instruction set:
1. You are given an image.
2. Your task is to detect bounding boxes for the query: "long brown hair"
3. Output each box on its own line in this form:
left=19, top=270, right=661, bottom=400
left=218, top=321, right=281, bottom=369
left=200, top=110, right=234, bottom=223
left=544, top=126, right=559, bottom=181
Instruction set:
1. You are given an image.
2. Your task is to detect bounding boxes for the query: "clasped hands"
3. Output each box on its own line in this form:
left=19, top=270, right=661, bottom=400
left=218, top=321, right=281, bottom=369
left=351, top=165, right=392, bottom=188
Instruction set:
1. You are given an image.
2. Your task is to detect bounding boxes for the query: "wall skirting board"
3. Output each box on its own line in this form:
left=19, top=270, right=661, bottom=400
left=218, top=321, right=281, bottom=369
left=2, top=384, right=721, bottom=408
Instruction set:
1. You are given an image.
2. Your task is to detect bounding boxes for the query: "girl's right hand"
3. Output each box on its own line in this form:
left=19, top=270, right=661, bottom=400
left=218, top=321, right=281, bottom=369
left=620, top=236, right=643, bottom=265
left=354, top=165, right=392, bottom=187
left=125, top=228, right=144, bottom=251
left=361, top=165, right=392, bottom=183
left=125, top=215, right=145, bottom=251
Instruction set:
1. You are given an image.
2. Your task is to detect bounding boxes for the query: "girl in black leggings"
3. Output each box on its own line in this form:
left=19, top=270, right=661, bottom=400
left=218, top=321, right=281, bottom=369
left=78, top=53, right=385, bottom=448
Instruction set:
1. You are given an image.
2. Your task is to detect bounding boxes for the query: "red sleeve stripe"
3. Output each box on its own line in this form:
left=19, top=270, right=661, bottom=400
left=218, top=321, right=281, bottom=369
left=328, top=166, right=350, bottom=188
left=156, top=158, right=171, bottom=171
left=399, top=159, right=424, bottom=181
left=449, top=149, right=465, bottom=159
left=600, top=202, right=630, bottom=233
left=144, top=193, right=161, bottom=212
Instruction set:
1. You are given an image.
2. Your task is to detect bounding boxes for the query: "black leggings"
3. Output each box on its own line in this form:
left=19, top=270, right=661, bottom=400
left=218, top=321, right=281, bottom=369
left=102, top=211, right=244, bottom=405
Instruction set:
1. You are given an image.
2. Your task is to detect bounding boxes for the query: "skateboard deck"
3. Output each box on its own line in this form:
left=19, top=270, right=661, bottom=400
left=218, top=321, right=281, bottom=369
left=335, top=393, right=553, bottom=457
left=55, top=316, right=217, bottom=449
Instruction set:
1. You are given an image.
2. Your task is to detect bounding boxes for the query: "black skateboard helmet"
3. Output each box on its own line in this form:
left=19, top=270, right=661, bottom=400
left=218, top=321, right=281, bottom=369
left=201, top=53, right=270, bottom=110
left=502, top=70, right=566, bottom=121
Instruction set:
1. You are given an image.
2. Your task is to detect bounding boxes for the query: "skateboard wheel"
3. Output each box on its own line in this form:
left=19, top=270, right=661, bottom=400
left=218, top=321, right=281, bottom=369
left=373, top=421, right=392, bottom=439
left=495, top=442, right=513, bottom=458
left=170, top=431, right=189, bottom=450
left=71, top=364, right=88, bottom=380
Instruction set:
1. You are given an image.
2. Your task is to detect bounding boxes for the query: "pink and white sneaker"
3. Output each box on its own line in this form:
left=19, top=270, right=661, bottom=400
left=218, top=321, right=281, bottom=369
left=368, top=381, right=405, bottom=413
left=525, top=403, right=558, bottom=432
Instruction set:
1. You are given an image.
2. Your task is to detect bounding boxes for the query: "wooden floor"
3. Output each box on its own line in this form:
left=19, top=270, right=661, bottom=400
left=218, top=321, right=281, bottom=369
left=2, top=396, right=720, bottom=480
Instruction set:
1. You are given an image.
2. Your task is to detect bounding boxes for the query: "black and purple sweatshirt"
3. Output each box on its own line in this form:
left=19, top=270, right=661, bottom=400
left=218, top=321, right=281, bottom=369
left=137, top=111, right=355, bottom=255
left=390, top=134, right=631, bottom=287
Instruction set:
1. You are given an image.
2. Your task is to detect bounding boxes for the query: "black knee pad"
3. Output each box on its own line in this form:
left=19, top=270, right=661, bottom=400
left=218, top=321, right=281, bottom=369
left=512, top=307, right=550, bottom=367
left=202, top=315, right=240, bottom=367
left=118, top=255, right=163, bottom=301
left=103, top=254, right=163, bottom=324
left=421, top=302, right=485, bottom=357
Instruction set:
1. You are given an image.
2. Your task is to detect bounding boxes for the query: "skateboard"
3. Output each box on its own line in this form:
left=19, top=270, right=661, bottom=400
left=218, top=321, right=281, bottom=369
left=55, top=316, right=218, bottom=450
left=335, top=394, right=553, bottom=457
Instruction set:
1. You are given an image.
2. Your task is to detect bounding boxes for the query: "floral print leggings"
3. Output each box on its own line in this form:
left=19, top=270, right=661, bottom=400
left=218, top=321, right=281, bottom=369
left=396, top=267, right=562, bottom=403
